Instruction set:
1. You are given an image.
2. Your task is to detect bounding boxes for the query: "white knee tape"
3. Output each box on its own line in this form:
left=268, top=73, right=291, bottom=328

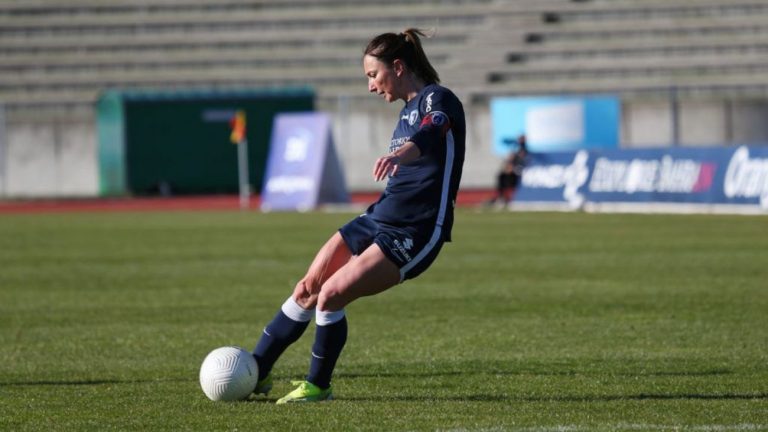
left=316, top=309, right=345, bottom=326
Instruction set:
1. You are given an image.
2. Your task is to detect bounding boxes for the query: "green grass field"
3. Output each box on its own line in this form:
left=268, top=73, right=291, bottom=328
left=1, top=210, right=766, bottom=431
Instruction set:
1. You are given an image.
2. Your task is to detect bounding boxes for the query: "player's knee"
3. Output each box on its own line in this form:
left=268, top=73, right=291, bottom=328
left=317, top=283, right=345, bottom=312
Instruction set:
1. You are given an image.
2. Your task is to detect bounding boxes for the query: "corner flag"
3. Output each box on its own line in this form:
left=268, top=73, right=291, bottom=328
left=228, top=110, right=250, bottom=209
left=229, top=110, right=246, bottom=144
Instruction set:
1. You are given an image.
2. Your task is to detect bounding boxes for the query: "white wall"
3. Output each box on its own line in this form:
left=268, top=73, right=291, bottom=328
left=731, top=101, right=768, bottom=144
left=460, top=102, right=499, bottom=189
left=2, top=98, right=766, bottom=198
left=623, top=101, right=673, bottom=147
left=0, top=107, right=5, bottom=195
left=679, top=101, right=728, bottom=146
left=4, top=120, right=97, bottom=197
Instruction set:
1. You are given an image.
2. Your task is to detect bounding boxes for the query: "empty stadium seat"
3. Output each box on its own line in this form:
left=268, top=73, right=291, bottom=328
left=1, top=0, right=767, bottom=114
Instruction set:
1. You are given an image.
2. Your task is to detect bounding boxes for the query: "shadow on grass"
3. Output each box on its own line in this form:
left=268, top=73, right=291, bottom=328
left=0, top=378, right=191, bottom=387
left=336, top=368, right=733, bottom=379
left=4, top=378, right=764, bottom=406
left=340, top=392, right=768, bottom=403
left=0, top=378, right=280, bottom=404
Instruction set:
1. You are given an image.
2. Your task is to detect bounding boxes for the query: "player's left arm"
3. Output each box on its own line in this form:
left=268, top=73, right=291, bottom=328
left=409, top=90, right=453, bottom=156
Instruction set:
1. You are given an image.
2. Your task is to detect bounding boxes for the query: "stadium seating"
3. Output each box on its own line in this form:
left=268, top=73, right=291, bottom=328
left=2, top=0, right=767, bottom=117
left=2, top=0, right=767, bottom=198
left=476, top=0, right=768, bottom=97
left=0, top=0, right=496, bottom=112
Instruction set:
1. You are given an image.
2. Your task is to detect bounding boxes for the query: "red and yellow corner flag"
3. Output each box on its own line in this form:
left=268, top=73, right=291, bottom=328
left=229, top=110, right=246, bottom=144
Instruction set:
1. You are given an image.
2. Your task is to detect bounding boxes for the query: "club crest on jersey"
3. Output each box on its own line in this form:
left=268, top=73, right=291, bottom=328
left=408, top=110, right=419, bottom=125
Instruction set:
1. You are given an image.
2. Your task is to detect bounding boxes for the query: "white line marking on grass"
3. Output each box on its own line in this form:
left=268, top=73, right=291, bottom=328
left=615, top=424, right=767, bottom=431
left=437, top=424, right=767, bottom=432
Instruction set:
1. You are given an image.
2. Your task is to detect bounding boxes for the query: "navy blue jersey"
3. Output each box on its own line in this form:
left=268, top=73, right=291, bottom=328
left=366, top=84, right=465, bottom=242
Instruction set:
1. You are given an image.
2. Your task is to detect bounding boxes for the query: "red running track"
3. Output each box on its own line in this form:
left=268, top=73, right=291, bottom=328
left=0, top=189, right=492, bottom=214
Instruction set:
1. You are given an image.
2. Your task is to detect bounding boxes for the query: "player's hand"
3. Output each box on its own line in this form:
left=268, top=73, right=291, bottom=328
left=292, top=278, right=320, bottom=308
left=373, top=154, right=400, bottom=182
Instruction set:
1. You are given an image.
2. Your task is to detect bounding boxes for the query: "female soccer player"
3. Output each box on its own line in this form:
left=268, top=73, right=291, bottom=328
left=251, top=28, right=466, bottom=403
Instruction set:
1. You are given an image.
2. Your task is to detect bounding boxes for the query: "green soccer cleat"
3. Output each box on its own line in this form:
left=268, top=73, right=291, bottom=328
left=276, top=380, right=333, bottom=404
left=253, top=374, right=273, bottom=396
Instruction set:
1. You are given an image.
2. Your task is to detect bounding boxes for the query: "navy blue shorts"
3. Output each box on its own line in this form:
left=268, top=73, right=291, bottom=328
left=338, top=214, right=444, bottom=282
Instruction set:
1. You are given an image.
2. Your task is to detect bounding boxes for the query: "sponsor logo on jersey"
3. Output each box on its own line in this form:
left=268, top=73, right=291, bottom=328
left=392, top=237, right=414, bottom=262
left=425, top=92, right=435, bottom=112
left=389, top=136, right=410, bottom=153
left=403, top=237, right=414, bottom=250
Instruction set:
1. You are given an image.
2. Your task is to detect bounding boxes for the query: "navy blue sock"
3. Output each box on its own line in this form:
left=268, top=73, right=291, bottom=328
left=307, top=316, right=348, bottom=390
left=253, top=310, right=310, bottom=380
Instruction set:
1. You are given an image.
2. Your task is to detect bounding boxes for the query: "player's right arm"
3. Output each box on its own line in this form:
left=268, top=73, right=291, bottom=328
left=373, top=140, right=421, bottom=181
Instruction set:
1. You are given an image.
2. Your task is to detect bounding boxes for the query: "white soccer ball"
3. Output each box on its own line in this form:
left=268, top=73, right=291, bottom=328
left=199, top=346, right=259, bottom=401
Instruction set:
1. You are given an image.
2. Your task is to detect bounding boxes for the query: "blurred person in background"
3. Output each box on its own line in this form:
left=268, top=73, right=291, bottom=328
left=487, top=134, right=527, bottom=207
left=249, top=28, right=466, bottom=404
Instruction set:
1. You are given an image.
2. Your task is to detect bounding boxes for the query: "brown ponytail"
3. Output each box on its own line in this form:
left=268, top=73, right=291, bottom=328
left=364, top=28, right=440, bottom=84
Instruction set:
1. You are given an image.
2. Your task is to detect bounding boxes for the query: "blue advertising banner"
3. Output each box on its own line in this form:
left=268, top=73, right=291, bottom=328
left=260, top=112, right=349, bottom=211
left=515, top=146, right=768, bottom=212
left=491, top=96, right=620, bottom=155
